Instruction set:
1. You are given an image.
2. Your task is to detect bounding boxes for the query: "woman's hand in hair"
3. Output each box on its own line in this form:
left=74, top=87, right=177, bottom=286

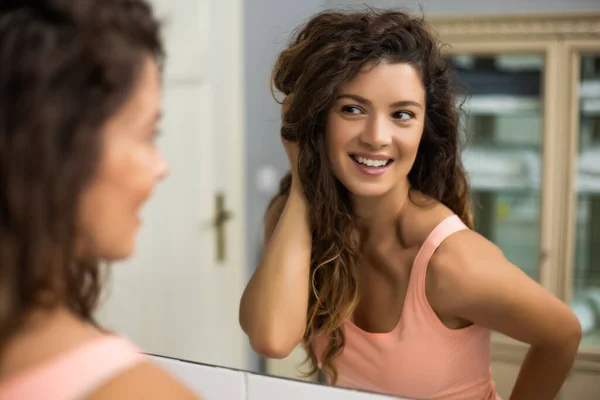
left=281, top=138, right=300, bottom=188
left=239, top=93, right=312, bottom=358
left=280, top=94, right=303, bottom=195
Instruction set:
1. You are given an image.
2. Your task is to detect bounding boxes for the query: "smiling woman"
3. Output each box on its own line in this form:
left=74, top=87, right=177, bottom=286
left=239, top=8, right=582, bottom=400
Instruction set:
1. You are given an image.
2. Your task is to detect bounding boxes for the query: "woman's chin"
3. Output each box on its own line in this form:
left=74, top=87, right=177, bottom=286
left=109, top=242, right=136, bottom=261
left=345, top=181, right=396, bottom=199
left=95, top=239, right=137, bottom=263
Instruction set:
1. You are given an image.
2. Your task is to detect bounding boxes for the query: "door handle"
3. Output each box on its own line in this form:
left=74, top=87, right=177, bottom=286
left=214, top=192, right=233, bottom=263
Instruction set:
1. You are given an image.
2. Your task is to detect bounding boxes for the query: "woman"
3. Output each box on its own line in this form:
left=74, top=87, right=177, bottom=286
left=0, top=1, right=198, bottom=399
left=239, top=9, right=581, bottom=400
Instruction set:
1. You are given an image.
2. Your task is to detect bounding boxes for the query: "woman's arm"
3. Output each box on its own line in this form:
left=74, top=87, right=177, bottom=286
left=428, top=230, right=581, bottom=400
left=238, top=186, right=312, bottom=359
left=238, top=104, right=313, bottom=357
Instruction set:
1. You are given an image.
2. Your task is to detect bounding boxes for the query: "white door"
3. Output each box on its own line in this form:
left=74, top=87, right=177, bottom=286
left=96, top=0, right=248, bottom=371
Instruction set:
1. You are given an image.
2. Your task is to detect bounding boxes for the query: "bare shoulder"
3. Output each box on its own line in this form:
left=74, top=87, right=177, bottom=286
left=436, top=226, right=502, bottom=262
left=428, top=228, right=504, bottom=292
left=264, top=194, right=288, bottom=244
left=425, top=226, right=580, bottom=346
left=88, top=360, right=200, bottom=400
left=425, top=227, right=505, bottom=324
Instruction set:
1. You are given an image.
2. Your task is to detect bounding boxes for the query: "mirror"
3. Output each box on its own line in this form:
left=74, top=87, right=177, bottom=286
left=93, top=1, right=600, bottom=400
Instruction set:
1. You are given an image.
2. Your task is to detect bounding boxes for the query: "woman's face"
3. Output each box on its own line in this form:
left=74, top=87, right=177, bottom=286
left=326, top=61, right=425, bottom=199
left=77, top=56, right=169, bottom=261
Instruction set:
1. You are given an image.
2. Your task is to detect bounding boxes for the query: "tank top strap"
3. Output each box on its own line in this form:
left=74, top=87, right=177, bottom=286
left=0, top=335, right=144, bottom=400
left=410, top=215, right=468, bottom=303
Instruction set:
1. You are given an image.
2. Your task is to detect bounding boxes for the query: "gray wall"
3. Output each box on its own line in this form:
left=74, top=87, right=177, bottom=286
left=243, top=0, right=325, bottom=372
left=242, top=0, right=600, bottom=372
left=243, top=0, right=324, bottom=273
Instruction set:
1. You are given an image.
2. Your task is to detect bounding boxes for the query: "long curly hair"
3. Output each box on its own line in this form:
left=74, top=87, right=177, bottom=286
left=0, top=0, right=163, bottom=354
left=269, top=9, right=473, bottom=383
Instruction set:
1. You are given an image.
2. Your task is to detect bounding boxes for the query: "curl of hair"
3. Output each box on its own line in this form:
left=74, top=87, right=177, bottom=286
left=0, top=0, right=163, bottom=353
left=269, top=8, right=473, bottom=383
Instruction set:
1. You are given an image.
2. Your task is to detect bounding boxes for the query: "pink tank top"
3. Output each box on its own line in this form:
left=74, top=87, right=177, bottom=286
left=312, top=215, right=500, bottom=400
left=0, top=335, right=144, bottom=400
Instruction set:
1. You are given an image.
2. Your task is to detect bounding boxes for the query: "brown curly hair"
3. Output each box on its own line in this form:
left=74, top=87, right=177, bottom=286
left=269, top=9, right=473, bottom=383
left=0, top=0, right=163, bottom=354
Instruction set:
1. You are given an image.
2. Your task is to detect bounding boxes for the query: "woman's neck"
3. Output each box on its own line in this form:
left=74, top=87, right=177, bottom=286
left=0, top=306, right=100, bottom=380
left=352, top=179, right=410, bottom=243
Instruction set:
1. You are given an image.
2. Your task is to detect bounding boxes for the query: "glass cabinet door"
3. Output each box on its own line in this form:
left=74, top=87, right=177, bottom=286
left=447, top=54, right=544, bottom=282
left=571, top=54, right=600, bottom=347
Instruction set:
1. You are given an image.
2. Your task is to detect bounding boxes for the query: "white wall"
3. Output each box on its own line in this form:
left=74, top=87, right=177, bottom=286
left=149, top=354, right=408, bottom=400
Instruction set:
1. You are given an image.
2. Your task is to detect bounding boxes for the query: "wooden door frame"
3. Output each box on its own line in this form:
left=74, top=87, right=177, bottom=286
left=561, top=39, right=600, bottom=360
left=212, top=0, right=248, bottom=370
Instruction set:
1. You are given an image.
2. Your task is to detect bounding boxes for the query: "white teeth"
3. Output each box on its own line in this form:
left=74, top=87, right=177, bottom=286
left=356, top=156, right=389, bottom=167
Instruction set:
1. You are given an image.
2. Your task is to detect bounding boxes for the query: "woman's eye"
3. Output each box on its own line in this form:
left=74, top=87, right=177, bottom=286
left=341, top=105, right=363, bottom=115
left=393, top=111, right=413, bottom=120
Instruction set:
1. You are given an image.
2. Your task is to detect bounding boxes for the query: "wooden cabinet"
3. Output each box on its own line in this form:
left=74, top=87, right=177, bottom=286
left=429, top=12, right=600, bottom=398
left=562, top=369, right=600, bottom=400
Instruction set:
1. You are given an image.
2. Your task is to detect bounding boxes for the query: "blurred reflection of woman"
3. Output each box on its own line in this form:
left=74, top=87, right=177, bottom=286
left=240, top=9, right=581, bottom=400
left=0, top=1, right=199, bottom=399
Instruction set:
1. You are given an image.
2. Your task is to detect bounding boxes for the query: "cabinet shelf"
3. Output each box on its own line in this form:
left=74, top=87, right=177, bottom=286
left=465, top=95, right=539, bottom=115
left=464, top=79, right=600, bottom=116
left=464, top=148, right=600, bottom=194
